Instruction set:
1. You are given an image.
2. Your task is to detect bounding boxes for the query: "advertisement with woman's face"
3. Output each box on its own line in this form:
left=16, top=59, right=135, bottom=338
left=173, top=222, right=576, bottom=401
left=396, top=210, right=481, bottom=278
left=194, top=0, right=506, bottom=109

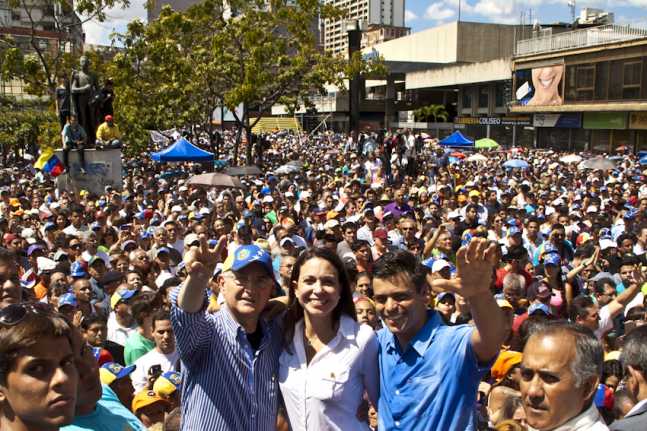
left=516, top=64, right=565, bottom=106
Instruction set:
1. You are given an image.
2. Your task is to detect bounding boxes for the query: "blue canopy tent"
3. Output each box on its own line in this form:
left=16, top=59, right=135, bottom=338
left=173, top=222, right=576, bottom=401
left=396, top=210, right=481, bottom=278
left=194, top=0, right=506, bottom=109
left=439, top=131, right=474, bottom=147
left=151, top=137, right=214, bottom=162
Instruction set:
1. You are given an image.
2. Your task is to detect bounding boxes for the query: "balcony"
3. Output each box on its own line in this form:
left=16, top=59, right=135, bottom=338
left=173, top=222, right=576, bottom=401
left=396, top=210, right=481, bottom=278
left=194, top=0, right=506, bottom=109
left=515, top=24, right=647, bottom=57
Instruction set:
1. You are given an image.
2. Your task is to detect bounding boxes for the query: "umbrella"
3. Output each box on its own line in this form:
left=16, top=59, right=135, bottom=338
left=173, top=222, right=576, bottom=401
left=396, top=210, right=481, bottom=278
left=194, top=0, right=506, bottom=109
left=420, top=132, right=430, bottom=139
left=559, top=154, right=582, bottom=164
left=450, top=151, right=465, bottom=159
left=639, top=156, right=647, bottom=166
left=503, top=159, right=529, bottom=169
left=225, top=165, right=262, bottom=176
left=187, top=173, right=243, bottom=188
left=467, top=154, right=488, bottom=162
left=275, top=164, right=300, bottom=175
left=475, top=138, right=499, bottom=149
left=580, top=157, right=617, bottom=171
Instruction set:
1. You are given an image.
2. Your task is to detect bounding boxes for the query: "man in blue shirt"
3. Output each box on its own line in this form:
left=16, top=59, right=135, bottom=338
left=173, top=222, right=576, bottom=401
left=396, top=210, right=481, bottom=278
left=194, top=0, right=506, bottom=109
left=372, top=238, right=506, bottom=431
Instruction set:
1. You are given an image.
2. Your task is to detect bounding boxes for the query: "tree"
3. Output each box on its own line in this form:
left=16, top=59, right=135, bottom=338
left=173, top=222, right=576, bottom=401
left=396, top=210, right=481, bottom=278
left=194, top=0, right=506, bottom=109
left=112, top=0, right=379, bottom=163
left=414, top=104, right=449, bottom=123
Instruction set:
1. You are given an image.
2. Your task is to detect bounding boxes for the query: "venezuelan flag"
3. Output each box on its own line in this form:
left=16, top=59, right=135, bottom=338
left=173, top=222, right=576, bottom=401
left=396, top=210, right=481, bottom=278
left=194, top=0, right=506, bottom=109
left=34, top=147, right=65, bottom=177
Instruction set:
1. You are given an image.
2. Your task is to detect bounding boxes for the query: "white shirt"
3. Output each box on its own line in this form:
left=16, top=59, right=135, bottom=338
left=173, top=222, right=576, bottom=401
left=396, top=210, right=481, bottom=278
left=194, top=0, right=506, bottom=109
left=595, top=304, right=613, bottom=340
left=356, top=225, right=374, bottom=247
left=106, top=312, right=137, bottom=346
left=131, top=348, right=180, bottom=392
left=279, top=316, right=379, bottom=431
left=528, top=403, right=608, bottom=431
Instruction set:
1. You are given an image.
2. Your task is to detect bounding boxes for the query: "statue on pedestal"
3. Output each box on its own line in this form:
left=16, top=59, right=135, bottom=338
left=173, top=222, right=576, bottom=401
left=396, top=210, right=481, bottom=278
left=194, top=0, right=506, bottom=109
left=70, top=56, right=98, bottom=146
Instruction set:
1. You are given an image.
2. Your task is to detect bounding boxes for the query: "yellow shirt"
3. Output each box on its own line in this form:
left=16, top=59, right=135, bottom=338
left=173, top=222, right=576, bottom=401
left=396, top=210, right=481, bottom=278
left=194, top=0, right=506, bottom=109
left=96, top=122, right=122, bottom=142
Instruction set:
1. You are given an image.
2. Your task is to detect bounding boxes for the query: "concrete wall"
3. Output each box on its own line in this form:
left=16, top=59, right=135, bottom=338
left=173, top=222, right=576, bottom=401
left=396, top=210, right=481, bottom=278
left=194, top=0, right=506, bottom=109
left=55, top=149, right=123, bottom=196
left=457, top=22, right=517, bottom=63
left=406, top=57, right=512, bottom=89
left=362, top=21, right=459, bottom=63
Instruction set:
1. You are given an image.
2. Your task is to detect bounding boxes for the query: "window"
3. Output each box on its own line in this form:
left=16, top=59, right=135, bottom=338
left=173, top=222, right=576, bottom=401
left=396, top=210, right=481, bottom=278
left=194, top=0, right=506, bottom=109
left=623, top=61, right=642, bottom=99
left=461, top=87, right=472, bottom=111
left=594, top=62, right=608, bottom=100
left=574, top=65, right=594, bottom=100
left=609, top=61, right=624, bottom=100
left=495, top=82, right=505, bottom=107
left=478, top=86, right=489, bottom=108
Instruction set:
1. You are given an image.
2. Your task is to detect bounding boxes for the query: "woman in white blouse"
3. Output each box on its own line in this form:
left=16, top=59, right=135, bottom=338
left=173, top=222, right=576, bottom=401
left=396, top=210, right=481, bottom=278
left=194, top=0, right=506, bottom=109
left=280, top=247, right=379, bottom=431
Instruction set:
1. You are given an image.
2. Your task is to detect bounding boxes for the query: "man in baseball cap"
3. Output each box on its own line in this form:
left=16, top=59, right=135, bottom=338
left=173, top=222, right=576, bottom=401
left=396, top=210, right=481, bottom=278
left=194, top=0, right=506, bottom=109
left=99, top=362, right=136, bottom=408
left=170, top=241, right=282, bottom=429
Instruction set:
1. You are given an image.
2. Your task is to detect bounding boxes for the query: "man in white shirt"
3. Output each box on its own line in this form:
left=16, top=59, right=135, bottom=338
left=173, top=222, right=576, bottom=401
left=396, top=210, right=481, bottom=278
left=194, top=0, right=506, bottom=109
left=520, top=322, right=608, bottom=431
left=131, top=311, right=179, bottom=392
left=611, top=326, right=647, bottom=430
left=107, top=287, right=138, bottom=346
left=62, top=206, right=89, bottom=237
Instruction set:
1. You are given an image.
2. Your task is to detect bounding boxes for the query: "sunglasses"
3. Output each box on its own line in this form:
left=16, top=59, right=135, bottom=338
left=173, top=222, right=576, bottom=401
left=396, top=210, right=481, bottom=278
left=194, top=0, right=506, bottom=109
left=0, top=302, right=54, bottom=326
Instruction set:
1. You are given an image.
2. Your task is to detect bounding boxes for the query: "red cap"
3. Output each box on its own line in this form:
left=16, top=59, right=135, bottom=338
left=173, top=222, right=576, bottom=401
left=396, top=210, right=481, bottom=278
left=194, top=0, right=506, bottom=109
left=105, top=115, right=113, bottom=122
left=3, top=233, right=17, bottom=245
left=373, top=228, right=388, bottom=240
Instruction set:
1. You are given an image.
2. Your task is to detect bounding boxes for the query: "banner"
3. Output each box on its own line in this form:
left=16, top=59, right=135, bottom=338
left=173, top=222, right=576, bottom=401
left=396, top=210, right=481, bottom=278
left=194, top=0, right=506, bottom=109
left=455, top=116, right=532, bottom=126
left=534, top=113, right=582, bottom=128
left=583, top=113, right=627, bottom=130
left=515, top=63, right=564, bottom=106
left=629, top=112, right=647, bottom=130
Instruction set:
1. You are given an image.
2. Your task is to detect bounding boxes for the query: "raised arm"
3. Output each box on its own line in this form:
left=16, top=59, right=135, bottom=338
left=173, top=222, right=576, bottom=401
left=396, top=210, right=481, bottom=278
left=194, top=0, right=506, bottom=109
left=605, top=269, right=645, bottom=320
left=431, top=238, right=505, bottom=363
left=178, top=234, right=227, bottom=313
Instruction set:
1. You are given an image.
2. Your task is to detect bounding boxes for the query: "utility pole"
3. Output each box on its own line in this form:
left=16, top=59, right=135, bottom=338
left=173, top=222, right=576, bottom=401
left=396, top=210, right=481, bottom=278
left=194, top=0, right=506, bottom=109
left=458, top=0, right=461, bottom=22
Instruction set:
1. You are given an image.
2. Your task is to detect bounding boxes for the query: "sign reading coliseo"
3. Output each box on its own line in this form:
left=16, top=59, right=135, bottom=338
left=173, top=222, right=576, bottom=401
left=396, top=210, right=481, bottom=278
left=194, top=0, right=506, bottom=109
left=455, top=116, right=532, bottom=126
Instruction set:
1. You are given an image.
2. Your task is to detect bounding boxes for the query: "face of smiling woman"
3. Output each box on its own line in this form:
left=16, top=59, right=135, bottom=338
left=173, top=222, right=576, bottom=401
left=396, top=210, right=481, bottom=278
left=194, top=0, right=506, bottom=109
left=529, top=65, right=564, bottom=106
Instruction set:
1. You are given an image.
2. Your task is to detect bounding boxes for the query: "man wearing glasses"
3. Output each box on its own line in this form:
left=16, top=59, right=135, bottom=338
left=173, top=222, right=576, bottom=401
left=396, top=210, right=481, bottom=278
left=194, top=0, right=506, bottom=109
left=171, top=238, right=282, bottom=430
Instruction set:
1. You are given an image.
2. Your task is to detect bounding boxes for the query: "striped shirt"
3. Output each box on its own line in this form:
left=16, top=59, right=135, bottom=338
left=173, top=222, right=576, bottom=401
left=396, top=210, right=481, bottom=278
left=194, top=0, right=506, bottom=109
left=170, top=287, right=282, bottom=430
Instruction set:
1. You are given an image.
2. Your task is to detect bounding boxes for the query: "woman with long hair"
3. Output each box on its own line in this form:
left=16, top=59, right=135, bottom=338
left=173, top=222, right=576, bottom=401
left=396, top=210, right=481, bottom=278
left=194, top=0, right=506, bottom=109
left=280, top=248, right=379, bottom=430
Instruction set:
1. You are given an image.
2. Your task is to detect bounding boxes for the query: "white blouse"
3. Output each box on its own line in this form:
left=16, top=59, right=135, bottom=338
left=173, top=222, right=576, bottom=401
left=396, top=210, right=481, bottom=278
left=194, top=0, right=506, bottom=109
left=279, top=315, right=379, bottom=431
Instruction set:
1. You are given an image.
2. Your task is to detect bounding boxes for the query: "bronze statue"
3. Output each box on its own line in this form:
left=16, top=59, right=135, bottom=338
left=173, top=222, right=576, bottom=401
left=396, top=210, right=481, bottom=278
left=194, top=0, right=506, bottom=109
left=70, top=56, right=98, bottom=146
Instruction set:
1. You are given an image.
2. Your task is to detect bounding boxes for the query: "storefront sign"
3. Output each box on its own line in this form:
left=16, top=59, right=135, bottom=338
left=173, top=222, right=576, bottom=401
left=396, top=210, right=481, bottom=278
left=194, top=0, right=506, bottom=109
left=583, top=112, right=627, bottom=130
left=533, top=113, right=582, bottom=128
left=455, top=116, right=532, bottom=126
left=629, top=112, right=647, bottom=130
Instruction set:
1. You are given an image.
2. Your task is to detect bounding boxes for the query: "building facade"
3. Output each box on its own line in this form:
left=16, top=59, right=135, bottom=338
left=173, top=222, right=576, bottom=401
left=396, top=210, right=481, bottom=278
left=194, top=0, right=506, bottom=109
left=0, top=0, right=83, bottom=98
left=321, top=0, right=404, bottom=56
left=510, top=24, right=647, bottom=153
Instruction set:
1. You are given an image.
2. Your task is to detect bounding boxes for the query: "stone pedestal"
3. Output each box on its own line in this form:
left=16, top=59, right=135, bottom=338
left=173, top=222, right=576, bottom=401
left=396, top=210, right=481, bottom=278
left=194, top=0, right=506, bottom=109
left=55, top=148, right=123, bottom=195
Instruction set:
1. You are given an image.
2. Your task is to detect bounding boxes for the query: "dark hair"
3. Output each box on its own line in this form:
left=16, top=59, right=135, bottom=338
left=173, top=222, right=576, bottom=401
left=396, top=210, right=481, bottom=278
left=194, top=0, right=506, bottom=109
left=130, top=296, right=155, bottom=326
left=283, top=248, right=356, bottom=351
left=373, top=249, right=427, bottom=293
left=351, top=239, right=370, bottom=252
left=466, top=203, right=479, bottom=213
left=151, top=310, right=171, bottom=330
left=342, top=221, right=357, bottom=231
left=0, top=306, right=72, bottom=384
left=80, top=314, right=106, bottom=331
left=593, top=278, right=616, bottom=295
left=569, top=295, right=595, bottom=322
left=0, top=246, right=15, bottom=263
left=601, top=359, right=623, bottom=383
left=620, top=255, right=640, bottom=268
left=625, top=306, right=645, bottom=322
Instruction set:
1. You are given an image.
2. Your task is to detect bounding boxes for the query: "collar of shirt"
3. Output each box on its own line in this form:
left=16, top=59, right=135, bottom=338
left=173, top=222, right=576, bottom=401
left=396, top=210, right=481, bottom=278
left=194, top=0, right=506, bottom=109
left=385, top=310, right=442, bottom=357
left=219, top=304, right=271, bottom=351
left=625, top=397, right=647, bottom=418
left=527, top=403, right=607, bottom=431
left=294, top=314, right=357, bottom=356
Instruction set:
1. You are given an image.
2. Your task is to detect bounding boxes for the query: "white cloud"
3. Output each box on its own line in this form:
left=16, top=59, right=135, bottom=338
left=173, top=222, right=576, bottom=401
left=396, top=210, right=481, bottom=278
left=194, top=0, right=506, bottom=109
left=405, top=9, right=418, bottom=22
left=424, top=2, right=456, bottom=21
left=472, top=0, right=516, bottom=23
left=82, top=0, right=148, bottom=46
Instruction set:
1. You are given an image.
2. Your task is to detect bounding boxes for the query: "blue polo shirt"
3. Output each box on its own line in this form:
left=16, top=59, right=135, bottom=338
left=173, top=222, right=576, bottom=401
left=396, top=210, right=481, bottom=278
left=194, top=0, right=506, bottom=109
left=377, top=310, right=494, bottom=431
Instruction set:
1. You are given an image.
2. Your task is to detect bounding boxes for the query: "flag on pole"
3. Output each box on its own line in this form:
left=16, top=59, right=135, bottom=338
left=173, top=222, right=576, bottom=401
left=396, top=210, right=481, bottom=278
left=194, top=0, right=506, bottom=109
left=34, top=147, right=65, bottom=177
left=34, top=147, right=54, bottom=170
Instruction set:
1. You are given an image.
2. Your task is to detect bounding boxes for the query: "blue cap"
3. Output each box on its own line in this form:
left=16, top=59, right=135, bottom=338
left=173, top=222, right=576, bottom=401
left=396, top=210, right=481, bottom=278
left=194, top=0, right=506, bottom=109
left=528, top=303, right=551, bottom=316
left=135, top=211, right=146, bottom=220
left=507, top=218, right=519, bottom=227
left=99, top=362, right=136, bottom=385
left=140, top=231, right=152, bottom=240
left=243, top=210, right=253, bottom=218
left=58, top=292, right=78, bottom=308
left=543, top=252, right=561, bottom=267
left=91, top=222, right=102, bottom=231
left=222, top=245, right=273, bottom=276
left=44, top=222, right=56, bottom=231
left=437, top=291, right=455, bottom=302
left=261, top=186, right=271, bottom=195
left=624, top=209, right=638, bottom=220
left=461, top=232, right=474, bottom=247
left=70, top=261, right=87, bottom=278
left=508, top=226, right=522, bottom=236
left=208, top=239, right=218, bottom=247
left=422, top=257, right=436, bottom=270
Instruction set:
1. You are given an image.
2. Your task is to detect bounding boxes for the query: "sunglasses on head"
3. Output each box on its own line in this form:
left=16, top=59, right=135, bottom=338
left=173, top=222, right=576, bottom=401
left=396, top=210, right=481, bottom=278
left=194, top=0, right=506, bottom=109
left=0, top=302, right=54, bottom=326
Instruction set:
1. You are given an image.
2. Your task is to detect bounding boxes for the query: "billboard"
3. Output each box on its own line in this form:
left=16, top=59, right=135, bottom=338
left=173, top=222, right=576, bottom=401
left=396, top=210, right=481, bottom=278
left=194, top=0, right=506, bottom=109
left=515, top=63, right=564, bottom=106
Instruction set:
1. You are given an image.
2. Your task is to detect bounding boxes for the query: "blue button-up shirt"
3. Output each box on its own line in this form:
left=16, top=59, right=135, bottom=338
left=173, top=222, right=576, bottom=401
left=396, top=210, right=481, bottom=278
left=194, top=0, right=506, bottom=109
left=377, top=310, right=492, bottom=431
left=170, top=287, right=282, bottom=430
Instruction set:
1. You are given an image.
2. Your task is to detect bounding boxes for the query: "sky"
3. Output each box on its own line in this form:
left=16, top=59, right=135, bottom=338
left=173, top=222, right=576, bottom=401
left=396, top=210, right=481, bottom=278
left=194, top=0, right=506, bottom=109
left=83, top=0, right=647, bottom=46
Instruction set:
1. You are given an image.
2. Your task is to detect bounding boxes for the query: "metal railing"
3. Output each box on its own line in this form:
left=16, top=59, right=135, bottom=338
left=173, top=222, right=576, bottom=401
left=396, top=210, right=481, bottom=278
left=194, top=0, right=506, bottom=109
left=515, top=24, right=647, bottom=57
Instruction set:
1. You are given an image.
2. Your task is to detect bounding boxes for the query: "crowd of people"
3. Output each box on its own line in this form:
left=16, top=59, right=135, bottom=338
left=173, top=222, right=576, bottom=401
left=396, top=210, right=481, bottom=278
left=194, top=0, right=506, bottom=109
left=0, top=128, right=646, bottom=431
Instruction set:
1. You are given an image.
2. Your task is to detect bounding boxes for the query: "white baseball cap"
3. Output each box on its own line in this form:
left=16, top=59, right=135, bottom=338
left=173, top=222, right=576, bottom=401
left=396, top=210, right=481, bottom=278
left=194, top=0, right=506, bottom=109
left=431, top=259, right=451, bottom=273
